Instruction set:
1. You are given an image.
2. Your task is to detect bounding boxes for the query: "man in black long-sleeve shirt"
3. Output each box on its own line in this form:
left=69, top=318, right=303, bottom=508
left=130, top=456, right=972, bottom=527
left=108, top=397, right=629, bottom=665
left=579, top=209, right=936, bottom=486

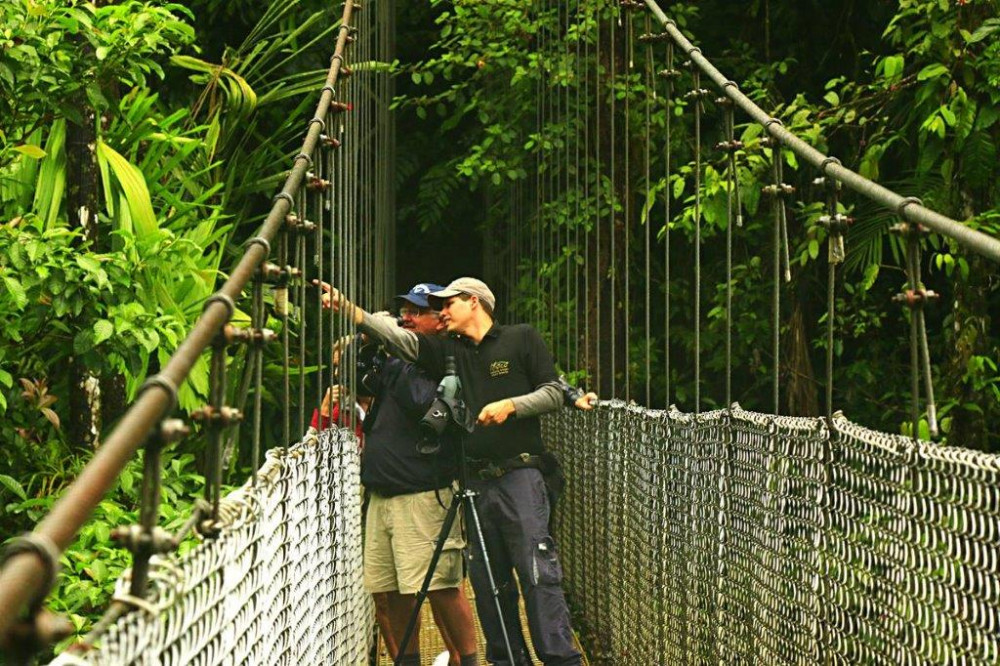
left=325, top=277, right=583, bottom=666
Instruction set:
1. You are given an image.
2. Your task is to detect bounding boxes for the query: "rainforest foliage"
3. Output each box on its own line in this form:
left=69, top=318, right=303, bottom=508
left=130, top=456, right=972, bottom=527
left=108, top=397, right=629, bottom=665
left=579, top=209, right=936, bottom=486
left=1, top=0, right=999, bottom=651
left=394, top=0, right=1000, bottom=449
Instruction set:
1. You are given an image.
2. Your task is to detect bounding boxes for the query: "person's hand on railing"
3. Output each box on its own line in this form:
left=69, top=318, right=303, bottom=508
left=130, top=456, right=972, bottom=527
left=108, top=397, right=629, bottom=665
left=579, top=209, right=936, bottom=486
left=574, top=392, right=599, bottom=410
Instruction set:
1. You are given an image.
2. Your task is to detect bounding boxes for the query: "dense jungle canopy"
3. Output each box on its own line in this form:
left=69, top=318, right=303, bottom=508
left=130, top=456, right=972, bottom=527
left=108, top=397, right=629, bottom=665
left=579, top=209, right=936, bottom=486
left=1, top=0, right=999, bottom=650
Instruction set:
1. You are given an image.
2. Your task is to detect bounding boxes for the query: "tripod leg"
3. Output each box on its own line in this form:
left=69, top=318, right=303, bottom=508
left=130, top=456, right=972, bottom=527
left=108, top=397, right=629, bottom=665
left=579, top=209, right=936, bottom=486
left=394, top=492, right=462, bottom=666
left=464, top=491, right=517, bottom=665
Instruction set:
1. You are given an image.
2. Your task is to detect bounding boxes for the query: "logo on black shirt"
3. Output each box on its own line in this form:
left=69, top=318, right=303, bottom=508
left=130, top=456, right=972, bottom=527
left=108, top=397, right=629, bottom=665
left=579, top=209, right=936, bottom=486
left=489, top=360, right=510, bottom=377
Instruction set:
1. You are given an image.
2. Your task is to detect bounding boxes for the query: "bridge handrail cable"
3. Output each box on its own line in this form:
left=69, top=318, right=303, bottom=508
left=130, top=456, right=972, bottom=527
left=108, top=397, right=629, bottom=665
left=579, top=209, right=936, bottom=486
left=644, top=0, right=1000, bottom=264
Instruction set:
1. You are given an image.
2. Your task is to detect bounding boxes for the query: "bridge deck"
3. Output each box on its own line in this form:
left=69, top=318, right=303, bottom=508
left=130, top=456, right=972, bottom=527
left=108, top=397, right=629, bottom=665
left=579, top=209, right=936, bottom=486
left=375, top=584, right=589, bottom=665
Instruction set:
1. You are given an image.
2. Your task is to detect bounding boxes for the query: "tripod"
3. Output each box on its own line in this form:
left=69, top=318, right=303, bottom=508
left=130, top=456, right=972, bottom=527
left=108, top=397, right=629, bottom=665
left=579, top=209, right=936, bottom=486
left=393, top=432, right=516, bottom=665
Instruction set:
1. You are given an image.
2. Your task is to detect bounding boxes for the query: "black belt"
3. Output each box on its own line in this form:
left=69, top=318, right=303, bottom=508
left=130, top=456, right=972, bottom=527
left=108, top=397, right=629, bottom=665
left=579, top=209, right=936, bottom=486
left=368, top=485, right=450, bottom=499
left=467, top=453, right=543, bottom=480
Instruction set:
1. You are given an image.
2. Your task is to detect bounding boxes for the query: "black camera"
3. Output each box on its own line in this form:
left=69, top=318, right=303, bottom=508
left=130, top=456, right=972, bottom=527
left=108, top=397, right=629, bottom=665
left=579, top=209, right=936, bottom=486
left=417, top=356, right=471, bottom=454
left=357, top=338, right=388, bottom=396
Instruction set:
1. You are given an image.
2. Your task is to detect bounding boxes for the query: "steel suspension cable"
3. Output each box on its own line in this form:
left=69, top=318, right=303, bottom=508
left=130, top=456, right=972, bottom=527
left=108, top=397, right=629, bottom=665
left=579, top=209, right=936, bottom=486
left=609, top=1, right=618, bottom=399
left=662, top=41, right=674, bottom=405
left=642, top=13, right=653, bottom=406
left=623, top=3, right=633, bottom=403
left=687, top=67, right=707, bottom=413
left=721, top=101, right=737, bottom=408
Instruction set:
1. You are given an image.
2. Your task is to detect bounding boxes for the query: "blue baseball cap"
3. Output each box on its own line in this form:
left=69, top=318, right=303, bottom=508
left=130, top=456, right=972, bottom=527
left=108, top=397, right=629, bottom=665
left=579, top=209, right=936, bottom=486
left=396, top=283, right=444, bottom=309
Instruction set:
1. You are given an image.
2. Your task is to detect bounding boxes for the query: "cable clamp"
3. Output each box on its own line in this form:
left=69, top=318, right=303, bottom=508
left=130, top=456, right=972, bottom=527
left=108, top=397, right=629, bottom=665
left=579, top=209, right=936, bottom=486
left=137, top=374, right=180, bottom=414
left=889, top=220, right=928, bottom=237
left=637, top=32, right=671, bottom=44
left=819, top=156, right=842, bottom=175
left=202, top=292, right=236, bottom=320
left=219, top=324, right=278, bottom=347
left=722, top=80, right=739, bottom=91
left=244, top=236, right=271, bottom=256
left=321, top=84, right=336, bottom=96
left=293, top=152, right=312, bottom=166
left=817, top=214, right=853, bottom=234
left=191, top=405, right=244, bottom=427
left=686, top=46, right=703, bottom=58
left=683, top=88, right=711, bottom=100
left=273, top=192, right=295, bottom=207
left=307, top=172, right=331, bottom=192
left=0, top=533, right=62, bottom=613
left=761, top=183, right=795, bottom=198
left=308, top=117, right=326, bottom=132
left=714, top=140, right=744, bottom=153
left=896, top=196, right=923, bottom=217
left=893, top=288, right=939, bottom=309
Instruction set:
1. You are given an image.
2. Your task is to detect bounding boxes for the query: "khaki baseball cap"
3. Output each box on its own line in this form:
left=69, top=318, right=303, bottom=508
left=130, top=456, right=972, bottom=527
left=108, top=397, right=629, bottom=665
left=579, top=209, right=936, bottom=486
left=429, top=277, right=496, bottom=311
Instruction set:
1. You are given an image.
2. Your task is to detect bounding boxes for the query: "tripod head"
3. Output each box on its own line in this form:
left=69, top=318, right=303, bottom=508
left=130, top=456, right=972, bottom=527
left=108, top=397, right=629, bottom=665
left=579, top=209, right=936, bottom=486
left=417, top=356, right=473, bottom=455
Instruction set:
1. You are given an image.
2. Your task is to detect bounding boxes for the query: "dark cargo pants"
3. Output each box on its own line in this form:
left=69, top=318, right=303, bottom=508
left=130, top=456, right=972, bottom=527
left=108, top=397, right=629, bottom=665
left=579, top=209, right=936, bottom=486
left=464, top=468, right=582, bottom=666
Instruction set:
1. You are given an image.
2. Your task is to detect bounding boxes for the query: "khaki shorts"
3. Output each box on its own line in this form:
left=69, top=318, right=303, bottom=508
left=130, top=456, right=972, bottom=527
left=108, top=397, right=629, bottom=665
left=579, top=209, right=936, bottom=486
left=364, top=487, right=466, bottom=595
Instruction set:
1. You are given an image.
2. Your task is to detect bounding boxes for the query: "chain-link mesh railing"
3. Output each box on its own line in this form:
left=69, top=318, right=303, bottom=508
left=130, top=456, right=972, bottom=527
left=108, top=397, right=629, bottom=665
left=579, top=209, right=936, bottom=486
left=48, top=428, right=372, bottom=666
left=546, top=402, right=1000, bottom=665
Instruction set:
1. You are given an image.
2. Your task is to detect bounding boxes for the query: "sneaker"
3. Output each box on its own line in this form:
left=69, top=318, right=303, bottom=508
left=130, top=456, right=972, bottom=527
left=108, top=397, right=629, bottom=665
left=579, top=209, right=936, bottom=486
left=431, top=651, right=450, bottom=666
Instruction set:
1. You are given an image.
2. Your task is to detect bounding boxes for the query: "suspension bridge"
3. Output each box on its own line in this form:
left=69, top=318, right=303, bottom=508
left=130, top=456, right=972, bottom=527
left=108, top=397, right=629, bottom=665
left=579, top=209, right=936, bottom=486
left=2, top=0, right=1000, bottom=664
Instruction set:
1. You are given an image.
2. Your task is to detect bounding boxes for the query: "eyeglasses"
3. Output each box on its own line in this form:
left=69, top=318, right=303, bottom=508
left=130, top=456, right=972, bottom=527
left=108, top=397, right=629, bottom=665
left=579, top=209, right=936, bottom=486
left=398, top=306, right=438, bottom=318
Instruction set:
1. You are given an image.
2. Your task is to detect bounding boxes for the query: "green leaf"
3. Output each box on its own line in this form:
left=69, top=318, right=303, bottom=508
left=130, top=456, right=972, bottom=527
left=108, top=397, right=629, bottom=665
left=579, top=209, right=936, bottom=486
left=1, top=276, right=28, bottom=309
left=823, top=92, right=839, bottom=106
left=96, top=139, right=159, bottom=239
left=967, top=18, right=1000, bottom=44
left=917, top=63, right=949, bottom=82
left=882, top=55, right=904, bottom=81
left=0, top=474, right=27, bottom=501
left=93, top=319, right=114, bottom=345
left=76, top=255, right=101, bottom=273
left=13, top=144, right=46, bottom=159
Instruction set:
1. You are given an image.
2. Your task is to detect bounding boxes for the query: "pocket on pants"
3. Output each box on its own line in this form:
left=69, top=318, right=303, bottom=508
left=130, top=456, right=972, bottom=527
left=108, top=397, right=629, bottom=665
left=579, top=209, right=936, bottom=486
left=531, top=535, right=563, bottom=586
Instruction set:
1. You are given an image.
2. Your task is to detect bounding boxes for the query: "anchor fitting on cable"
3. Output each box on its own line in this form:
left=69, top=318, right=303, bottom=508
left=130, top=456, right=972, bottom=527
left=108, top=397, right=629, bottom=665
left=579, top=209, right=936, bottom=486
left=306, top=172, right=331, bottom=192
left=111, top=525, right=178, bottom=556
left=285, top=214, right=317, bottom=234
left=637, top=32, right=671, bottom=44
left=714, top=139, right=744, bottom=153
left=259, top=262, right=302, bottom=285
left=619, top=0, right=645, bottom=11
left=684, top=88, right=711, bottom=101
left=893, top=288, right=940, bottom=308
left=339, top=65, right=353, bottom=79
left=330, top=101, right=350, bottom=114
left=812, top=175, right=842, bottom=192
left=657, top=68, right=681, bottom=80
left=191, top=405, right=244, bottom=426
left=889, top=221, right=929, bottom=238
left=218, top=324, right=278, bottom=347
left=818, top=214, right=854, bottom=234
left=762, top=183, right=796, bottom=198
left=320, top=133, right=342, bottom=149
